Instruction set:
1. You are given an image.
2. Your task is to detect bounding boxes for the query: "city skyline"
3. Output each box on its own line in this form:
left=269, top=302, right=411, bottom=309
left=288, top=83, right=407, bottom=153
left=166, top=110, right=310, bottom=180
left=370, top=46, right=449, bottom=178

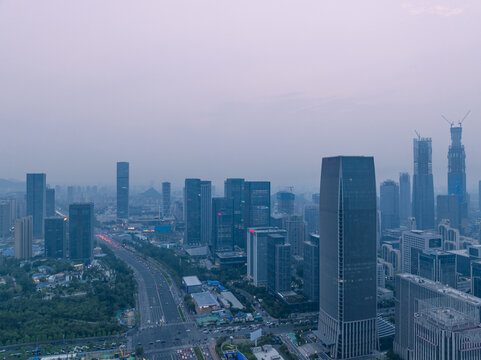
left=1, top=1, right=481, bottom=190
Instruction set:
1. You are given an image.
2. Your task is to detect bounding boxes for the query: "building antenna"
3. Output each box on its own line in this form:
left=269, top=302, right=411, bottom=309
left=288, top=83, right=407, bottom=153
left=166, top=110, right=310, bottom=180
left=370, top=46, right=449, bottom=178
left=441, top=114, right=454, bottom=127
left=459, top=110, right=471, bottom=126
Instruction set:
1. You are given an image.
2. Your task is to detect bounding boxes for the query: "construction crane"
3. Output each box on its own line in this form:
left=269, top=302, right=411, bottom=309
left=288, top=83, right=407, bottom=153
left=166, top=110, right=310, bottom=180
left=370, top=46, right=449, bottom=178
left=441, top=115, right=454, bottom=127
left=459, top=110, right=471, bottom=125
left=441, top=110, right=471, bottom=127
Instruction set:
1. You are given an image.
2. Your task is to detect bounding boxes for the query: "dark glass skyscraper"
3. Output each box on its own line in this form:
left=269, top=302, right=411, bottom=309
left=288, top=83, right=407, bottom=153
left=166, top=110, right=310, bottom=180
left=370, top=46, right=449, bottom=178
left=162, top=182, right=171, bottom=217
left=224, top=178, right=246, bottom=249
left=45, top=217, right=67, bottom=258
left=26, top=173, right=46, bottom=237
left=447, top=124, right=467, bottom=230
left=318, top=156, right=377, bottom=359
left=116, top=162, right=129, bottom=219
left=46, top=188, right=55, bottom=217
left=303, top=234, right=319, bottom=303
left=399, top=172, right=411, bottom=224
left=380, top=179, right=400, bottom=231
left=212, top=197, right=234, bottom=251
left=412, top=137, right=435, bottom=230
left=200, top=181, right=212, bottom=245
left=244, top=181, right=270, bottom=233
left=69, top=203, right=94, bottom=260
left=184, top=179, right=201, bottom=245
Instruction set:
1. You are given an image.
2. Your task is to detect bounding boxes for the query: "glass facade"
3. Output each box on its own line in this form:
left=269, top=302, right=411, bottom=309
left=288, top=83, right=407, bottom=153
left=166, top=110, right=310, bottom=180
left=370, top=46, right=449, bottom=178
left=116, top=162, right=129, bottom=219
left=318, top=156, right=378, bottom=359
left=69, top=203, right=94, bottom=260
left=26, top=173, right=46, bottom=237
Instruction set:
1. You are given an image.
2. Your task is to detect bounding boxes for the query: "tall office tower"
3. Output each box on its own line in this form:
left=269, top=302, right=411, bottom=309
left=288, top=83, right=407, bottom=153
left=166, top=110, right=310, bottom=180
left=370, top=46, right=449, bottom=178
left=14, top=216, right=33, bottom=259
left=447, top=123, right=468, bottom=229
left=412, top=137, right=435, bottom=230
left=184, top=179, right=202, bottom=245
left=303, top=234, right=319, bottom=303
left=46, top=188, right=55, bottom=217
left=246, top=227, right=286, bottom=287
left=276, top=191, right=295, bottom=215
left=418, top=249, right=456, bottom=288
left=212, top=197, right=234, bottom=251
left=399, top=173, right=411, bottom=224
left=245, top=181, right=270, bottom=230
left=200, top=181, right=212, bottom=245
left=401, top=230, right=442, bottom=274
left=224, top=178, right=246, bottom=249
left=394, top=273, right=481, bottom=359
left=162, top=182, right=171, bottom=216
left=380, top=180, right=400, bottom=231
left=436, top=194, right=460, bottom=228
left=26, top=173, right=46, bottom=237
left=67, top=186, right=75, bottom=205
left=116, top=162, right=129, bottom=219
left=286, top=215, right=306, bottom=257
left=0, top=201, right=12, bottom=238
left=266, top=233, right=291, bottom=294
left=69, top=203, right=94, bottom=260
left=45, top=217, right=67, bottom=258
left=304, top=204, right=320, bottom=235
left=317, top=156, right=377, bottom=359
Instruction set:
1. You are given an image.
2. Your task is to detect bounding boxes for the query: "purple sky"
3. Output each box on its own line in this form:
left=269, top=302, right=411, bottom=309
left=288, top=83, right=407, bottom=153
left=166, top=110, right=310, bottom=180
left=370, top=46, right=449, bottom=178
left=1, top=0, right=481, bottom=193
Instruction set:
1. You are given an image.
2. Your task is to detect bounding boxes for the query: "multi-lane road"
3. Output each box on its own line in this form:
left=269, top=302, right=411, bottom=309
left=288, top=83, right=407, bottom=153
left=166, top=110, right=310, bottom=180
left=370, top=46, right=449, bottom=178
left=98, top=235, right=211, bottom=360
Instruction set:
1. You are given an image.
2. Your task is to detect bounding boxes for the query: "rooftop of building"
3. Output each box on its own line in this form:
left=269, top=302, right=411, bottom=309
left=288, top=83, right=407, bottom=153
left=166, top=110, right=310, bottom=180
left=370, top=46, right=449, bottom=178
left=191, top=292, right=220, bottom=308
left=398, top=273, right=481, bottom=306
left=182, top=275, right=202, bottom=287
left=416, top=307, right=477, bottom=329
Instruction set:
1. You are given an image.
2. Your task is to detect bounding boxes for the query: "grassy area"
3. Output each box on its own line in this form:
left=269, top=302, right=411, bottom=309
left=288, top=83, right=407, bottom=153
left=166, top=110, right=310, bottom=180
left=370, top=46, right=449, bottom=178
left=178, top=306, right=186, bottom=322
left=193, top=346, right=204, bottom=360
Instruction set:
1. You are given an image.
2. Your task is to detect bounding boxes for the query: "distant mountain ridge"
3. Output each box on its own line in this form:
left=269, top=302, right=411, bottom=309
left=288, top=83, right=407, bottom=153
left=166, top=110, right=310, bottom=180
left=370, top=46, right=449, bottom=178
left=0, top=178, right=25, bottom=194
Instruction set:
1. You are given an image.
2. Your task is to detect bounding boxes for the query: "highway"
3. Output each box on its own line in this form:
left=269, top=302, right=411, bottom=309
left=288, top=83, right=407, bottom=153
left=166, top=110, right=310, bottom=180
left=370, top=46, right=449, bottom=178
left=98, top=236, right=211, bottom=359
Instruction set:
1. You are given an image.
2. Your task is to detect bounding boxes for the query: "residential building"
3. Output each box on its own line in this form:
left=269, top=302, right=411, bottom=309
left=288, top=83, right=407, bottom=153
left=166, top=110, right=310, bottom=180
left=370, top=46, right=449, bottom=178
left=14, top=216, right=33, bottom=259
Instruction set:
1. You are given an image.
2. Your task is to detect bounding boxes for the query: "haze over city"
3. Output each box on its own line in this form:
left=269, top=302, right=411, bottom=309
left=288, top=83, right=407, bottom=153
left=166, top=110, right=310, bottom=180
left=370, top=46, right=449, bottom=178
left=1, top=0, right=481, bottom=191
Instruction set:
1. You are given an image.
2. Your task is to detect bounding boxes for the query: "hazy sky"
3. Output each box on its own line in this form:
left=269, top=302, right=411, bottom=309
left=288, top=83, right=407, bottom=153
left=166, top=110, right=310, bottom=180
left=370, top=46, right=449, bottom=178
left=1, top=0, right=481, bottom=193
